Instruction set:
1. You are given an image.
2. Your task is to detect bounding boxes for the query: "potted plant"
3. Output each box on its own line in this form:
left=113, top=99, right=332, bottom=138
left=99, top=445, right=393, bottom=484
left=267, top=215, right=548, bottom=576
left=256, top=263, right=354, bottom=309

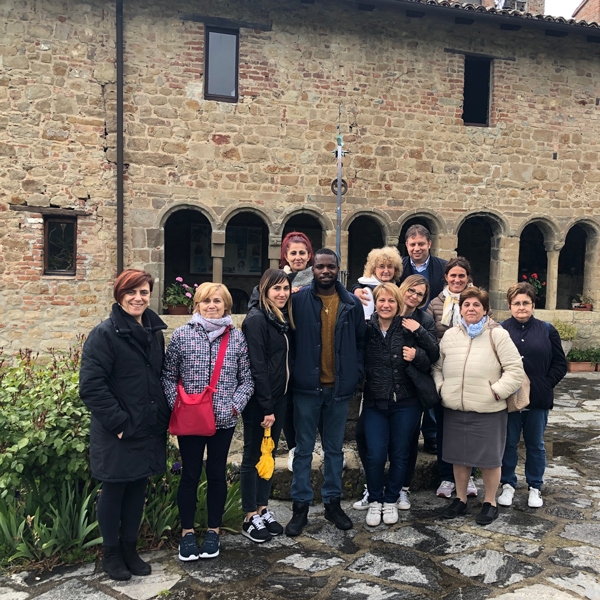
left=566, top=348, right=596, bottom=373
left=572, top=294, right=593, bottom=311
left=163, top=277, right=196, bottom=315
left=521, top=273, right=546, bottom=300
left=553, top=320, right=577, bottom=356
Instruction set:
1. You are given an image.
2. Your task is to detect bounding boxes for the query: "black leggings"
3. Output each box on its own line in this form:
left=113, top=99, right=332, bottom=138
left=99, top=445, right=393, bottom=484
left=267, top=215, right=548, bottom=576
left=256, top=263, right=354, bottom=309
left=97, top=478, right=148, bottom=547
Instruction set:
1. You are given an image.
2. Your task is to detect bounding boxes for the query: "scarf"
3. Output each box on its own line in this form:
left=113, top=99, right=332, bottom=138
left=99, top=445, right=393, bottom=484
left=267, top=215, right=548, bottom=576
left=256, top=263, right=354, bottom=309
left=192, top=313, right=233, bottom=343
left=462, top=315, right=487, bottom=338
left=264, top=307, right=290, bottom=334
left=284, top=265, right=314, bottom=289
left=115, top=304, right=153, bottom=348
left=441, top=286, right=461, bottom=327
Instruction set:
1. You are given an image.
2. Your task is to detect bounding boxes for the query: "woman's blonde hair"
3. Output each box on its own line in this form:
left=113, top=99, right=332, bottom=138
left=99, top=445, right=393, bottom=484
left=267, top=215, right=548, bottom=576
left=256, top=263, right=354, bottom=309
left=373, top=282, right=404, bottom=317
left=398, top=274, right=430, bottom=310
left=193, top=282, right=233, bottom=315
left=362, top=246, right=403, bottom=281
left=258, top=269, right=295, bottom=329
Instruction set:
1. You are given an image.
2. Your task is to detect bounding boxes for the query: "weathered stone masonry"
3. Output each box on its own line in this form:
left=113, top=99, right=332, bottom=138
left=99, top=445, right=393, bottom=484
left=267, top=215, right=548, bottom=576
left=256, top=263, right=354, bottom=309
left=1, top=0, right=600, bottom=353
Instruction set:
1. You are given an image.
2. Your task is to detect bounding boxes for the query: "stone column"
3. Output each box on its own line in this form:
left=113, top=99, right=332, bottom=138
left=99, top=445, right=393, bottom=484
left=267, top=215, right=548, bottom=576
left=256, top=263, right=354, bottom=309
left=583, top=234, right=600, bottom=305
left=268, top=235, right=281, bottom=270
left=544, top=242, right=563, bottom=310
left=211, top=230, right=226, bottom=283
left=489, top=235, right=519, bottom=311
left=386, top=235, right=399, bottom=248
left=436, top=232, right=458, bottom=262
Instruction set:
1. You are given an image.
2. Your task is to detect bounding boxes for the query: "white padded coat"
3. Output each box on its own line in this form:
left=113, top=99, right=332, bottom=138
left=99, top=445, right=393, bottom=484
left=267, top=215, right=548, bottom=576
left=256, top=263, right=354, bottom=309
left=432, top=320, right=524, bottom=413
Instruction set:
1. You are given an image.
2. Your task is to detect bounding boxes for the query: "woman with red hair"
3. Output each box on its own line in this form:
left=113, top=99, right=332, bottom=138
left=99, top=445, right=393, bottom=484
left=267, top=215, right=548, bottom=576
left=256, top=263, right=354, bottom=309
left=80, top=269, right=169, bottom=581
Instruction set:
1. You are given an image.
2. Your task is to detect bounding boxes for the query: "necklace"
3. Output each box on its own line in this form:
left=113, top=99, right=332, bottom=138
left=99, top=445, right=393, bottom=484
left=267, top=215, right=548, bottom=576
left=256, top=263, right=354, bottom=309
left=321, top=295, right=336, bottom=314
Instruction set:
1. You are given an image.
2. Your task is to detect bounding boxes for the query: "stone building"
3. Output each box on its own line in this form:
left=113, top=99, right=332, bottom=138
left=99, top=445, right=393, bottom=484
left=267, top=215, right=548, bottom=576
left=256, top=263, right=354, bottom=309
left=2, top=0, right=600, bottom=353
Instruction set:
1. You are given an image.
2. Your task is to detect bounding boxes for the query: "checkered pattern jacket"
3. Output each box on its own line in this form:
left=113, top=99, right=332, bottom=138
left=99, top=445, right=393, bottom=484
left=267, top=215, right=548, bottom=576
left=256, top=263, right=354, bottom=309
left=161, top=321, right=254, bottom=429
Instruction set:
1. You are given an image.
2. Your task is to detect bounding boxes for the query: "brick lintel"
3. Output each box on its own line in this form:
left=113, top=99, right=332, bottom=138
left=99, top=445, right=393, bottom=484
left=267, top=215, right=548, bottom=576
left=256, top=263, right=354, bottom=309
left=9, top=205, right=92, bottom=217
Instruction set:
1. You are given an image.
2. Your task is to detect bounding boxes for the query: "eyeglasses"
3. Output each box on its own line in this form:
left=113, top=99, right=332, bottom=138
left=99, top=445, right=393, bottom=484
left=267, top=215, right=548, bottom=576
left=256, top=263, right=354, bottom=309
left=406, top=288, right=425, bottom=299
left=511, top=301, right=533, bottom=307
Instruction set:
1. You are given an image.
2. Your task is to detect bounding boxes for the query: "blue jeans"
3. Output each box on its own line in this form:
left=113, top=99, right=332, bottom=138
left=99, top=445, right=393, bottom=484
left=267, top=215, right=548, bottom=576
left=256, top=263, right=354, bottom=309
left=501, top=408, right=549, bottom=491
left=291, top=388, right=349, bottom=504
left=363, top=402, right=422, bottom=504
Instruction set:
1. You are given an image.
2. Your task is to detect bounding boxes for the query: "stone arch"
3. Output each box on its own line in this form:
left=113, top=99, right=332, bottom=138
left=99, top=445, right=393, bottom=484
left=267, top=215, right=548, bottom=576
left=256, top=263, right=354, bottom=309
left=222, top=209, right=271, bottom=312
left=278, top=205, right=334, bottom=236
left=219, top=204, right=275, bottom=235
left=558, top=218, right=600, bottom=308
left=342, top=209, right=393, bottom=241
left=158, top=202, right=218, bottom=231
left=516, top=215, right=562, bottom=246
left=160, top=205, right=215, bottom=314
left=453, top=209, right=509, bottom=238
left=346, top=214, right=388, bottom=287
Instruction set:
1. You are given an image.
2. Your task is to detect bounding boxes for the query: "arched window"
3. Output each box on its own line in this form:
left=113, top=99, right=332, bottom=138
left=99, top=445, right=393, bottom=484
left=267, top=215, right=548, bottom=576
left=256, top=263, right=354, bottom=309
left=347, top=216, right=385, bottom=287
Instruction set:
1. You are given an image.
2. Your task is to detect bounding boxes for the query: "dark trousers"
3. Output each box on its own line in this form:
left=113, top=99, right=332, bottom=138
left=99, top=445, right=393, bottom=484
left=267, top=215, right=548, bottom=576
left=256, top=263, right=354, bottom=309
left=240, top=395, right=287, bottom=513
left=97, top=477, right=147, bottom=547
left=177, top=427, right=235, bottom=530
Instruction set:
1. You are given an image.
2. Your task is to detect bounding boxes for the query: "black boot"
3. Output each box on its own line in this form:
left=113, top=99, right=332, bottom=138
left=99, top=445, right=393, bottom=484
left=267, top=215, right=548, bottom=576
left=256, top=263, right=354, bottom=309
left=102, top=545, right=131, bottom=581
left=121, top=540, right=151, bottom=576
left=285, top=501, right=309, bottom=537
left=324, top=498, right=353, bottom=530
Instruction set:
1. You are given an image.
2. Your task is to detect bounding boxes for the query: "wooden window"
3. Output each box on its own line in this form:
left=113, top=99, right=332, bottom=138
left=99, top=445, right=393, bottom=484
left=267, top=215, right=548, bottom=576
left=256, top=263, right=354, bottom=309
left=204, top=27, right=239, bottom=102
left=462, top=56, right=492, bottom=127
left=44, top=216, right=76, bottom=275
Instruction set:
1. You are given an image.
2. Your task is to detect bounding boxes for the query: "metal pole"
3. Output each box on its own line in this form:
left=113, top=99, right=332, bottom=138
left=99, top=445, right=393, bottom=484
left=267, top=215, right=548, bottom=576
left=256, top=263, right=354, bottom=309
left=116, top=0, right=124, bottom=275
left=336, top=133, right=342, bottom=261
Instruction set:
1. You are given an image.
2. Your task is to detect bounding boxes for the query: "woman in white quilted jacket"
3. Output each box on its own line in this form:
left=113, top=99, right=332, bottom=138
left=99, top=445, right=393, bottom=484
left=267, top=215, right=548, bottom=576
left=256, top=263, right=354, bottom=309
left=432, top=287, right=524, bottom=526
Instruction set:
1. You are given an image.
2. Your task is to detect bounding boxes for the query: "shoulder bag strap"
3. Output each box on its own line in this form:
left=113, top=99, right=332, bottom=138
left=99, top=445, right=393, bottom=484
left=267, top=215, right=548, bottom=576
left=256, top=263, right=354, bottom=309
left=488, top=325, right=502, bottom=370
left=208, top=327, right=231, bottom=389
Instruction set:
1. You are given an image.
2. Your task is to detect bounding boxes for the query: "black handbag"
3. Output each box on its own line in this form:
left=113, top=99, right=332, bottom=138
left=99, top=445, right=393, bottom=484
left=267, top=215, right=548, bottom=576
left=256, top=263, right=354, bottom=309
left=405, top=364, right=441, bottom=410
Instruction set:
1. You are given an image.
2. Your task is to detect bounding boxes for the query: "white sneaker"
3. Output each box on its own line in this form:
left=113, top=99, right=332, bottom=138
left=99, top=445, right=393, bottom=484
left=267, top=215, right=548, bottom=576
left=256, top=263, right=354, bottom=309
left=498, top=483, right=515, bottom=507
left=287, top=448, right=295, bottom=472
left=397, top=490, right=411, bottom=510
left=366, top=501, right=382, bottom=526
left=436, top=481, right=455, bottom=498
left=382, top=502, right=399, bottom=525
left=528, top=488, right=543, bottom=508
left=352, top=485, right=370, bottom=510
left=467, top=476, right=478, bottom=497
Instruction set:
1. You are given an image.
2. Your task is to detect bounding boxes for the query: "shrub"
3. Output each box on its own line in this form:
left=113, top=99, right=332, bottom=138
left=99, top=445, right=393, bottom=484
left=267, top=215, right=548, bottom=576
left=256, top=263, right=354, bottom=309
left=566, top=348, right=596, bottom=362
left=553, top=320, right=577, bottom=341
left=0, top=343, right=90, bottom=505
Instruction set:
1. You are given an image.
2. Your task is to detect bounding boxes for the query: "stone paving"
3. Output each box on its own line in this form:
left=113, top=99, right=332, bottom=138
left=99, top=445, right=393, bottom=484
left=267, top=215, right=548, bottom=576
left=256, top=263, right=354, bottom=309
left=3, top=374, right=600, bottom=600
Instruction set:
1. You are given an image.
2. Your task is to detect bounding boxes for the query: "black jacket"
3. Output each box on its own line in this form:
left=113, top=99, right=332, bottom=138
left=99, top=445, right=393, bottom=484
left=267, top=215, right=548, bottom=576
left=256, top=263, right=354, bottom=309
left=399, top=255, right=448, bottom=308
left=405, top=308, right=440, bottom=364
left=79, top=304, right=169, bottom=482
left=292, top=280, right=366, bottom=401
left=242, top=299, right=293, bottom=416
left=501, top=316, right=567, bottom=410
left=364, top=313, right=432, bottom=409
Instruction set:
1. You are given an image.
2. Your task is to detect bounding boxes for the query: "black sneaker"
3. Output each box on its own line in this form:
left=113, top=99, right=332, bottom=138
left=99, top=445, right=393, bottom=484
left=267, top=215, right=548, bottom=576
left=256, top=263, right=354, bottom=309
left=199, top=530, right=220, bottom=558
left=260, top=508, right=284, bottom=536
left=242, top=514, right=272, bottom=543
left=476, top=502, right=499, bottom=525
left=178, top=532, right=200, bottom=561
left=441, top=498, right=467, bottom=520
left=324, top=498, right=353, bottom=530
left=423, top=438, right=437, bottom=454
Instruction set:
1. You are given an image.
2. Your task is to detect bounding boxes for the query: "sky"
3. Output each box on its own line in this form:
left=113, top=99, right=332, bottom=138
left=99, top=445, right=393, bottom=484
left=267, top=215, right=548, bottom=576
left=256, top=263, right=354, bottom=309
left=544, top=0, right=582, bottom=18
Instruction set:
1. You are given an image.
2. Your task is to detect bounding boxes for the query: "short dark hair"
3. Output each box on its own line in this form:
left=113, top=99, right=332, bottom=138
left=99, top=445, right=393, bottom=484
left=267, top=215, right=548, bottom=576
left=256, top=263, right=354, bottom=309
left=314, top=248, right=339, bottom=266
left=444, top=256, right=472, bottom=278
left=507, top=282, right=536, bottom=305
left=405, top=224, right=431, bottom=242
left=114, top=269, right=154, bottom=304
left=459, top=286, right=490, bottom=314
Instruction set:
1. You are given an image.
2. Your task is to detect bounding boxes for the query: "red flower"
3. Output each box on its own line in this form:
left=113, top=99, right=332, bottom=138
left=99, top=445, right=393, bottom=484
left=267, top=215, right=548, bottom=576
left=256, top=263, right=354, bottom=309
left=522, top=275, right=527, bottom=280
left=531, top=273, right=538, bottom=279
left=542, top=281, right=546, bottom=286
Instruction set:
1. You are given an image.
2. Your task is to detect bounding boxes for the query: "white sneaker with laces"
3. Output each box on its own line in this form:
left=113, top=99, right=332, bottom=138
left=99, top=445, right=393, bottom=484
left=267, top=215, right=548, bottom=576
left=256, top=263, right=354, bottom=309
left=436, top=481, right=456, bottom=498
left=382, top=502, right=399, bottom=525
left=467, top=476, right=478, bottom=497
left=498, top=483, right=515, bottom=507
left=397, top=490, right=411, bottom=510
left=287, top=448, right=295, bottom=472
left=353, top=485, right=370, bottom=510
left=528, top=488, right=543, bottom=508
left=366, top=501, right=382, bottom=526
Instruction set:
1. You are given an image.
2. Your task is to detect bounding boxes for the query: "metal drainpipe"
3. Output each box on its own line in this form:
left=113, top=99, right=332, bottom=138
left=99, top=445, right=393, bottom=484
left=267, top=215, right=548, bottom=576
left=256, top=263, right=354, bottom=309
left=116, top=0, right=124, bottom=274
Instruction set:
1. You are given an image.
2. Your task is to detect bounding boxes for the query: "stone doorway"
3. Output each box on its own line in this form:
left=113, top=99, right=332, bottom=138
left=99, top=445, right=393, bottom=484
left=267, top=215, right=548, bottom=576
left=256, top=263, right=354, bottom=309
left=163, top=209, right=213, bottom=313
left=223, top=212, right=270, bottom=313
left=457, top=216, right=494, bottom=290
left=518, top=223, right=548, bottom=309
left=347, top=216, right=385, bottom=288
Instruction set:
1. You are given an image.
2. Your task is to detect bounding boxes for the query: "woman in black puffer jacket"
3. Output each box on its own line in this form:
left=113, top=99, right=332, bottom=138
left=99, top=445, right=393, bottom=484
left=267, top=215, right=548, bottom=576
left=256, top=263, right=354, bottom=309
left=362, top=283, right=432, bottom=528
left=240, top=269, right=295, bottom=543
left=80, top=269, right=169, bottom=581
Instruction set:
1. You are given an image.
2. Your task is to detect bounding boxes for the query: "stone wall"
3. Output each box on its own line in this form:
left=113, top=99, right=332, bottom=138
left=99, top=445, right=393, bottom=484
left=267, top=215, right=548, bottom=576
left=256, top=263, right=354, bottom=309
left=1, top=0, right=600, bottom=354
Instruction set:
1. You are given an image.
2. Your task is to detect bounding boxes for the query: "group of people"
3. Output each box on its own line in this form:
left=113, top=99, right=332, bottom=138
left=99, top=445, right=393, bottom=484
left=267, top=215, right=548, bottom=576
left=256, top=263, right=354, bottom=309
left=79, top=225, right=567, bottom=581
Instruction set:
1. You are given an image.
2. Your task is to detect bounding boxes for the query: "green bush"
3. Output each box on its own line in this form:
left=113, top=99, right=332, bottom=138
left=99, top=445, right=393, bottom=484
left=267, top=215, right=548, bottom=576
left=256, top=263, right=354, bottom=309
left=567, top=348, right=597, bottom=362
left=553, top=319, right=577, bottom=341
left=0, top=343, right=90, bottom=504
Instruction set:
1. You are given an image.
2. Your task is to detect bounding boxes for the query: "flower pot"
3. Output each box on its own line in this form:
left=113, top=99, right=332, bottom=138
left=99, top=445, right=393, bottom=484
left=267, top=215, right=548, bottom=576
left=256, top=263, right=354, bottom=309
left=561, top=340, right=573, bottom=356
left=567, top=361, right=596, bottom=373
left=167, top=305, right=190, bottom=315
left=573, top=304, right=592, bottom=311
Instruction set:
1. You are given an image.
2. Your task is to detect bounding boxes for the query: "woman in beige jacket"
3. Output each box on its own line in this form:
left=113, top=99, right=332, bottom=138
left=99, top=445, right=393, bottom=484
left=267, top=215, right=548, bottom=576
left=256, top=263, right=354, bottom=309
left=432, top=287, right=524, bottom=525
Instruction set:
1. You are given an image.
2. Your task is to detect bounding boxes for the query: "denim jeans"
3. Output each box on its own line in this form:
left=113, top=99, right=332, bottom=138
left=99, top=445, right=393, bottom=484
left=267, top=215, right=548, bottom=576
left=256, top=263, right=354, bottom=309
left=363, top=402, right=422, bottom=504
left=291, top=388, right=349, bottom=504
left=501, top=408, right=549, bottom=490
left=240, top=395, right=287, bottom=513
